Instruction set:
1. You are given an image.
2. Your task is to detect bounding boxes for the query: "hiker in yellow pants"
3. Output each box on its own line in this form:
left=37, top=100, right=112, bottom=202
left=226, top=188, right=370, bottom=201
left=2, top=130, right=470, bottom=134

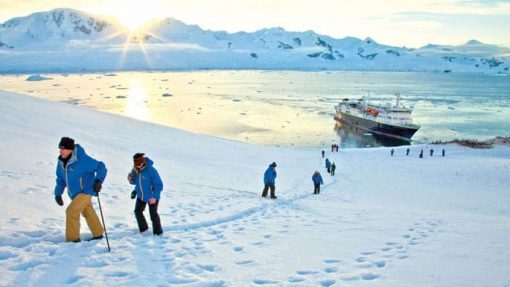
left=54, top=137, right=107, bottom=242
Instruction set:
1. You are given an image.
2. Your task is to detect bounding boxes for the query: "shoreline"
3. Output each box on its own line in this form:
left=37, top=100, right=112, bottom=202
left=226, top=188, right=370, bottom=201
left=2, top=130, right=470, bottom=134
left=1, top=70, right=509, bottom=149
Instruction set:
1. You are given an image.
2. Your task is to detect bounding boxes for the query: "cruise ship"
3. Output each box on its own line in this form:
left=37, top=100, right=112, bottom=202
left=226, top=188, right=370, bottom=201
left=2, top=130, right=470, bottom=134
left=334, top=94, right=420, bottom=141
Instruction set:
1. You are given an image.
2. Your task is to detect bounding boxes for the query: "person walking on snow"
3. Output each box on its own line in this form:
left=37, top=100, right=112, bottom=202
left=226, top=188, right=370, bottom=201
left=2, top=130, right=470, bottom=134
left=390, top=148, right=394, bottom=156
left=419, top=149, right=424, bottom=158
left=128, top=153, right=164, bottom=236
left=325, top=158, right=331, bottom=173
left=312, top=171, right=324, bottom=194
left=54, top=137, right=107, bottom=242
left=430, top=149, right=434, bottom=156
left=331, top=162, right=336, bottom=176
left=321, top=150, right=325, bottom=158
left=262, top=162, right=277, bottom=199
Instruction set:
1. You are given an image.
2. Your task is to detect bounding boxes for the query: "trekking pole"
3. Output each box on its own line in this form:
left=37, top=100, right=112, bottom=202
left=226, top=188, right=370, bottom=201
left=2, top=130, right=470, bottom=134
left=96, top=194, right=111, bottom=252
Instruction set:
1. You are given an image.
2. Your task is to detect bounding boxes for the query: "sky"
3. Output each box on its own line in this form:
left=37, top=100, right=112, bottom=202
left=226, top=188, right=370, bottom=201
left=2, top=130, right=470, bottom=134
left=0, top=0, right=509, bottom=48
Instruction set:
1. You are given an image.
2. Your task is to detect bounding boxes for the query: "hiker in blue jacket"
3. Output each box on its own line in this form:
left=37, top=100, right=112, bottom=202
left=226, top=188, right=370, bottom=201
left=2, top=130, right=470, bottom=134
left=262, top=162, right=277, bottom=199
left=325, top=158, right=331, bottom=173
left=312, top=171, right=324, bottom=194
left=128, top=153, right=164, bottom=235
left=54, top=137, right=107, bottom=242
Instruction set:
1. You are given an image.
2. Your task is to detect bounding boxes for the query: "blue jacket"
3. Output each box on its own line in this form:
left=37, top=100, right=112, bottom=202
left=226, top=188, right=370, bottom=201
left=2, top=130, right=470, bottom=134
left=54, top=144, right=107, bottom=200
left=325, top=159, right=331, bottom=169
left=312, top=174, right=323, bottom=185
left=263, top=165, right=277, bottom=185
left=128, top=158, right=163, bottom=202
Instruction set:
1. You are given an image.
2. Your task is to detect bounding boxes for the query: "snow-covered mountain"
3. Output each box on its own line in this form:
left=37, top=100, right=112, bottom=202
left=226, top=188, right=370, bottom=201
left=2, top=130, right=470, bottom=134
left=1, top=8, right=509, bottom=73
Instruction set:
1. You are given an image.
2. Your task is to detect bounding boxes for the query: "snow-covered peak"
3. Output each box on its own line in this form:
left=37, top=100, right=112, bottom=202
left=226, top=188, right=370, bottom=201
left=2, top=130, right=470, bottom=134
left=465, top=39, right=483, bottom=45
left=0, top=8, right=114, bottom=48
left=0, top=8, right=508, bottom=73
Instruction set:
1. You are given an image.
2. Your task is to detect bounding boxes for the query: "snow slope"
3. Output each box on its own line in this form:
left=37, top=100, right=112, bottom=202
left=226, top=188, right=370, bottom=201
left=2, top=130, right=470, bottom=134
left=0, top=90, right=509, bottom=286
left=0, top=8, right=509, bottom=73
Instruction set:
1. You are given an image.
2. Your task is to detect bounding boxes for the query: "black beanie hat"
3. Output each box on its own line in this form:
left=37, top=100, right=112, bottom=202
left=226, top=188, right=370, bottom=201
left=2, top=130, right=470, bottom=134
left=58, top=137, right=75, bottom=150
left=270, top=162, right=277, bottom=168
left=133, top=153, right=145, bottom=166
left=133, top=153, right=145, bottom=160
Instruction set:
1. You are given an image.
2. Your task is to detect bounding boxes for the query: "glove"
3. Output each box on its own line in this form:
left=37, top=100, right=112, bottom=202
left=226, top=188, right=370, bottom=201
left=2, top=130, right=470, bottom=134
left=130, top=190, right=136, bottom=199
left=93, top=179, right=102, bottom=193
left=55, top=195, right=64, bottom=206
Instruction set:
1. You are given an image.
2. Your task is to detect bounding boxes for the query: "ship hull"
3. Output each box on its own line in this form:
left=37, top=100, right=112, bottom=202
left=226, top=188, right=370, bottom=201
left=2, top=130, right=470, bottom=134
left=335, top=112, right=419, bottom=141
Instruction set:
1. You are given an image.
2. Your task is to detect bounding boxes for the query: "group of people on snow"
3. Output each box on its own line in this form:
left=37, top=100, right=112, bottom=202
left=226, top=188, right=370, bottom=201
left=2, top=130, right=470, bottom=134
left=390, top=147, right=446, bottom=157
left=324, top=158, right=336, bottom=176
left=55, top=136, right=342, bottom=242
left=54, top=137, right=163, bottom=242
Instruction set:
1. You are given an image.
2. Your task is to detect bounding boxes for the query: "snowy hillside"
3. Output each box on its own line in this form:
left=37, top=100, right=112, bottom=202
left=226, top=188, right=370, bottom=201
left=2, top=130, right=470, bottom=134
left=0, top=89, right=509, bottom=286
left=0, top=8, right=509, bottom=73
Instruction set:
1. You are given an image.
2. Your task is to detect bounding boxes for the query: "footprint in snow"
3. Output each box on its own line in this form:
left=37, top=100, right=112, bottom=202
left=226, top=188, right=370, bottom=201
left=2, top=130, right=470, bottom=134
left=296, top=270, right=319, bottom=275
left=235, top=260, right=255, bottom=265
left=65, top=275, right=84, bottom=284
left=371, top=260, right=386, bottom=268
left=323, top=259, right=342, bottom=264
left=356, top=257, right=367, bottom=263
left=324, top=267, right=338, bottom=273
left=0, top=251, right=19, bottom=260
left=9, top=260, right=46, bottom=271
left=361, top=272, right=381, bottom=280
left=320, top=279, right=336, bottom=287
left=253, top=279, right=279, bottom=285
left=197, top=263, right=218, bottom=272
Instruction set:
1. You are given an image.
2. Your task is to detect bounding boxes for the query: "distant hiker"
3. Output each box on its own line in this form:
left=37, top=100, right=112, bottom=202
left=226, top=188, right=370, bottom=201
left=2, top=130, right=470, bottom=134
left=331, top=144, right=334, bottom=152
left=336, top=144, right=339, bottom=152
left=54, top=137, right=106, bottom=242
left=430, top=149, right=434, bottom=157
left=321, top=150, right=325, bottom=158
left=128, top=153, right=164, bottom=236
left=312, top=171, right=324, bottom=194
left=406, top=148, right=410, bottom=156
left=325, top=158, right=331, bottom=173
left=331, top=163, right=336, bottom=176
left=391, top=148, right=394, bottom=156
left=419, top=149, right=424, bottom=158
left=442, top=149, right=445, bottom=157
left=262, top=162, right=277, bottom=199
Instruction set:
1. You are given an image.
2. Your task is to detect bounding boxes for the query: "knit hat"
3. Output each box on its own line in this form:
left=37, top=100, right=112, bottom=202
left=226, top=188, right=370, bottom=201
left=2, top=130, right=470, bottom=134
left=133, top=153, right=145, bottom=166
left=270, top=162, right=277, bottom=168
left=58, top=137, right=75, bottom=150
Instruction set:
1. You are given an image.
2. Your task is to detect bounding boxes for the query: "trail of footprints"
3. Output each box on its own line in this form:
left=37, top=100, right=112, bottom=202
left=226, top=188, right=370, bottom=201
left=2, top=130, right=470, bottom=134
left=247, top=218, right=446, bottom=286
left=1, top=181, right=446, bottom=287
left=339, top=218, right=446, bottom=283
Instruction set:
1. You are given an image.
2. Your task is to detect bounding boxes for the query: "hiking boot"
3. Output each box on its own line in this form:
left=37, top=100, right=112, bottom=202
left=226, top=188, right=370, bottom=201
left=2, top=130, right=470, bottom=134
left=270, top=196, right=277, bottom=199
left=71, top=238, right=81, bottom=243
left=89, top=235, right=104, bottom=241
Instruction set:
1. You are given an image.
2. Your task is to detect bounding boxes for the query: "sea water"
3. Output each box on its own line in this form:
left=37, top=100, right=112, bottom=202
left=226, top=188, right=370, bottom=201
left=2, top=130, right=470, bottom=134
left=1, top=71, right=509, bottom=148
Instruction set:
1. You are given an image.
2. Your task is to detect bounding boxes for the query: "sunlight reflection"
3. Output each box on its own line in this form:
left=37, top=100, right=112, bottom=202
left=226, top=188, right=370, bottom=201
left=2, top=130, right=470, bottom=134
left=117, top=31, right=153, bottom=70
left=125, top=84, right=150, bottom=121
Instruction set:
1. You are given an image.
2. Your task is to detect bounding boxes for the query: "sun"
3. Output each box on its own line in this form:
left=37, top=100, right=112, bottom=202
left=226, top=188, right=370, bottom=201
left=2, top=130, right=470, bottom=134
left=103, top=0, right=167, bottom=32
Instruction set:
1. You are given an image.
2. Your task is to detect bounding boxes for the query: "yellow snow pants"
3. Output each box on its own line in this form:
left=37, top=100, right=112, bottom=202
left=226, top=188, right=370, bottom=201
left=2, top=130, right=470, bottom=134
left=65, top=193, right=104, bottom=241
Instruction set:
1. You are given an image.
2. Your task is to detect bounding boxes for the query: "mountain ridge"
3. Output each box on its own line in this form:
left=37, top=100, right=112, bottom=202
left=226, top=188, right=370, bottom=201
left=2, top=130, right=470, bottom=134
left=0, top=8, right=508, bottom=73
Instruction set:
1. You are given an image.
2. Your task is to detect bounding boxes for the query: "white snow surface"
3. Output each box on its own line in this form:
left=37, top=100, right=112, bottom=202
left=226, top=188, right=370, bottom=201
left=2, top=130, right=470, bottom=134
left=0, top=90, right=509, bottom=286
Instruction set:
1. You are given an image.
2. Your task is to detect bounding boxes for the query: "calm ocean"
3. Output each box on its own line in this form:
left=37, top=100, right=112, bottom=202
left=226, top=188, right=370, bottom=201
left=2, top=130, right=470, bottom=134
left=1, top=71, right=509, bottom=148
